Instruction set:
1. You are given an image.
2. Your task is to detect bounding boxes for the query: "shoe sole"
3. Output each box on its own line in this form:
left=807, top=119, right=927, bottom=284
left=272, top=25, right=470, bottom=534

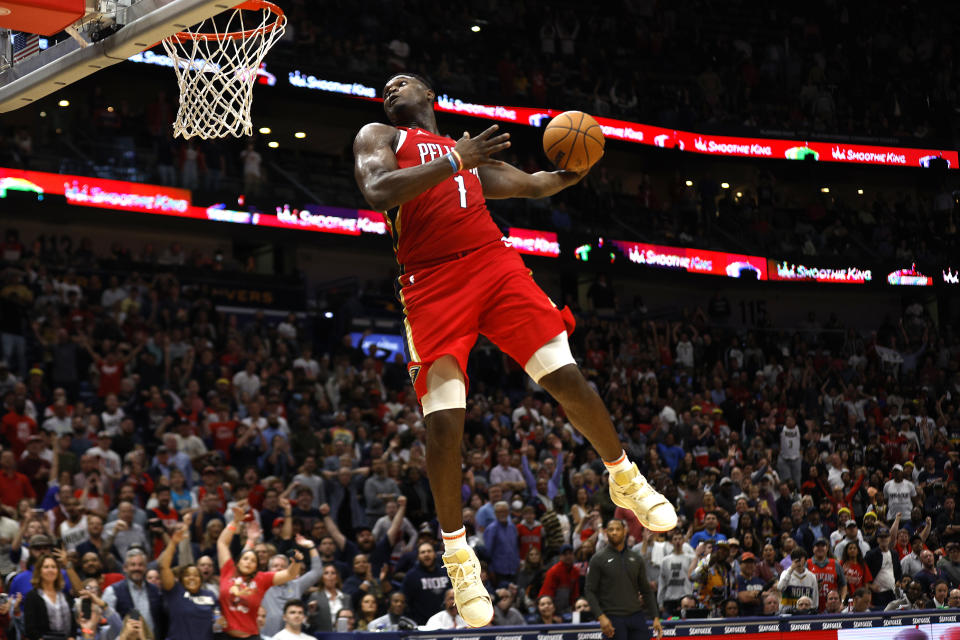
left=611, top=492, right=678, bottom=532
left=464, top=614, right=494, bottom=628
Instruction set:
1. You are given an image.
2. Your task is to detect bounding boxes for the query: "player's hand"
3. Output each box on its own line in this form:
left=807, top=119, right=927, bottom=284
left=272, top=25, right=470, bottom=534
left=653, top=618, right=663, bottom=639
left=455, top=125, right=511, bottom=169
left=598, top=614, right=615, bottom=638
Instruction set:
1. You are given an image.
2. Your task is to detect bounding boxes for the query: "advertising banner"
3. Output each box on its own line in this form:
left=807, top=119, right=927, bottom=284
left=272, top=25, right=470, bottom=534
left=506, top=227, right=561, bottom=258
left=608, top=240, right=768, bottom=280
left=767, top=260, right=874, bottom=285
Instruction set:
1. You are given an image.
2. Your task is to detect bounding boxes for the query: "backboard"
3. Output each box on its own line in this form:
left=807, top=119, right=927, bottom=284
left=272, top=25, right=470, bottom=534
left=0, top=0, right=240, bottom=113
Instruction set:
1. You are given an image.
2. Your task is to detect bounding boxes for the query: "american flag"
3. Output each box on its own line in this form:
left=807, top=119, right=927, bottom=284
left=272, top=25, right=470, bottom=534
left=12, top=32, right=40, bottom=64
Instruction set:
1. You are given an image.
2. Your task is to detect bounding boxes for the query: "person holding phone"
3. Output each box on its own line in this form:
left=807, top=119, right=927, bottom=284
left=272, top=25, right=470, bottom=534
left=158, top=516, right=216, bottom=640
left=218, top=500, right=301, bottom=640
left=75, top=581, right=122, bottom=640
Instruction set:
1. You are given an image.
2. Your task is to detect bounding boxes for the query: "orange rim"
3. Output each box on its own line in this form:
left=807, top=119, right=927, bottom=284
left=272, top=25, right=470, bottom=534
left=169, top=0, right=284, bottom=42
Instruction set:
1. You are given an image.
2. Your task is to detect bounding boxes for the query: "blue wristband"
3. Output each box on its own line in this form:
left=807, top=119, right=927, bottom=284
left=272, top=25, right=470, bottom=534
left=446, top=153, right=459, bottom=173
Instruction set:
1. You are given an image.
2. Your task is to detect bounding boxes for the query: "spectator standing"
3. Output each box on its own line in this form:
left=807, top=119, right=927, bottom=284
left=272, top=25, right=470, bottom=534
left=102, top=548, right=165, bottom=638
left=658, top=531, right=694, bottom=616
left=865, top=527, right=901, bottom=608
left=261, top=535, right=322, bottom=636
left=157, top=518, right=216, bottom=640
left=23, top=554, right=76, bottom=640
left=363, top=458, right=400, bottom=526
left=735, top=553, right=765, bottom=616
left=808, top=538, right=845, bottom=612
left=402, top=542, right=451, bottom=625
left=778, top=548, right=818, bottom=612
left=538, top=544, right=580, bottom=613
left=777, top=415, right=802, bottom=487
left=883, top=465, right=917, bottom=522
left=484, top=501, right=520, bottom=583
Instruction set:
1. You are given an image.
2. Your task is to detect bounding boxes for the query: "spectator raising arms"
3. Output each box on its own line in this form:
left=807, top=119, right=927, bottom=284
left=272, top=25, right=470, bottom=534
left=217, top=500, right=301, bottom=639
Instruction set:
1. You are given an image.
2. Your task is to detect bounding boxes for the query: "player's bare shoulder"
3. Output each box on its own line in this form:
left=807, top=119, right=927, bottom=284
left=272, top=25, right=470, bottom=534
left=353, top=122, right=398, bottom=157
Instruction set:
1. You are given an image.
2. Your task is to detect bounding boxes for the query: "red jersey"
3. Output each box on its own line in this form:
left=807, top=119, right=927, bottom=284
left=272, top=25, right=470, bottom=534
left=842, top=560, right=872, bottom=593
left=517, top=521, right=543, bottom=559
left=389, top=126, right=502, bottom=269
left=1, top=412, right=36, bottom=457
left=219, top=558, right=275, bottom=636
left=97, top=361, right=124, bottom=397
left=209, top=420, right=238, bottom=457
left=807, top=557, right=841, bottom=611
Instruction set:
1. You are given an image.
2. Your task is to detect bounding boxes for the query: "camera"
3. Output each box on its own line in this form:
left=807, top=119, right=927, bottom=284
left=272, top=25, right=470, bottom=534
left=129, top=609, right=141, bottom=622
left=81, top=597, right=92, bottom=619
left=0, top=594, right=8, bottom=606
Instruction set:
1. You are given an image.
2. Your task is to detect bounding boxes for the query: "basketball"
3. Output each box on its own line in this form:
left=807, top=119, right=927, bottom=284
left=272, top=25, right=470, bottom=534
left=542, top=111, right=605, bottom=172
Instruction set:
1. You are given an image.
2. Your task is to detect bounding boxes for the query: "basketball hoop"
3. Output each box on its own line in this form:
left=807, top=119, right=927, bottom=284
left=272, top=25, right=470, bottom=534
left=161, top=0, right=285, bottom=139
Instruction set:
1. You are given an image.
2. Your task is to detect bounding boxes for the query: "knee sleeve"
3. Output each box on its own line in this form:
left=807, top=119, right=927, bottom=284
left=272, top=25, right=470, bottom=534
left=421, top=355, right=466, bottom=416
left=524, top=331, right=576, bottom=383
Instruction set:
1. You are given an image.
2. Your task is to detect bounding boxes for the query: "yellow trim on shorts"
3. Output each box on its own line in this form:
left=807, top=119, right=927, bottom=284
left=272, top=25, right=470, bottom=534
left=398, top=286, right=420, bottom=362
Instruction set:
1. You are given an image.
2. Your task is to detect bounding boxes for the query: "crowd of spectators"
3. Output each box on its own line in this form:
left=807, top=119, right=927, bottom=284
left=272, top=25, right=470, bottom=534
left=1, top=214, right=960, bottom=640
left=279, top=0, right=960, bottom=145
left=3, top=0, right=960, bottom=270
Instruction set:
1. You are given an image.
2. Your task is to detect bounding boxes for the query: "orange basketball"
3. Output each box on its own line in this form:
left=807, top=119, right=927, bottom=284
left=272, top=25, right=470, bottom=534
left=542, top=110, right=605, bottom=172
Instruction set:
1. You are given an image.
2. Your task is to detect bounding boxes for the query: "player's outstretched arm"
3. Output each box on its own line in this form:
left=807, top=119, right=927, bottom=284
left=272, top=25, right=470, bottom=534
left=478, top=161, right=586, bottom=200
left=354, top=122, right=511, bottom=211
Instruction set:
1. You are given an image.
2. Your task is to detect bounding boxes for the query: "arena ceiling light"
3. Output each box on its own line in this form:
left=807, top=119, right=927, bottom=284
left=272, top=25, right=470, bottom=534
left=268, top=141, right=279, bottom=148
left=685, top=180, right=693, bottom=186
left=471, top=25, right=480, bottom=32
left=821, top=187, right=830, bottom=193
left=58, top=99, right=69, bottom=107
left=721, top=182, right=730, bottom=189
left=857, top=189, right=864, bottom=195
left=259, top=126, right=272, bottom=134
left=294, top=131, right=306, bottom=139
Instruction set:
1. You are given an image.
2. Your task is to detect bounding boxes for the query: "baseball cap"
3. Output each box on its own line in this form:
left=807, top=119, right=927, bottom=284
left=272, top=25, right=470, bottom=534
left=29, top=534, right=53, bottom=547
left=559, top=544, right=574, bottom=554
left=814, top=537, right=829, bottom=547
left=838, top=506, right=851, bottom=516
left=904, top=461, right=915, bottom=468
left=740, top=552, right=757, bottom=562
left=863, top=510, right=878, bottom=521
left=727, top=538, right=740, bottom=547
left=877, top=527, right=891, bottom=537
left=691, top=405, right=702, bottom=412
left=845, top=519, right=858, bottom=527
left=97, top=430, right=111, bottom=438
left=156, top=445, right=168, bottom=454
left=202, top=466, right=217, bottom=474
left=418, top=522, right=434, bottom=535
left=892, top=464, right=904, bottom=472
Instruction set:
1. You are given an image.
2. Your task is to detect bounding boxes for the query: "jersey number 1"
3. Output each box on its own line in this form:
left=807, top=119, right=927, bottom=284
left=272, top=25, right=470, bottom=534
left=453, top=175, right=467, bottom=208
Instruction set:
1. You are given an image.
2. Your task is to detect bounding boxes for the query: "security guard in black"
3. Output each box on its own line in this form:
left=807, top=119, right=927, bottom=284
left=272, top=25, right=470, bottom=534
left=584, top=519, right=663, bottom=640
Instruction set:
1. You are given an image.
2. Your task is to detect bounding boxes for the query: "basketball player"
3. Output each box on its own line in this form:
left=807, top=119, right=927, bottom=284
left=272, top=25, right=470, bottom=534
left=353, top=73, right=677, bottom=627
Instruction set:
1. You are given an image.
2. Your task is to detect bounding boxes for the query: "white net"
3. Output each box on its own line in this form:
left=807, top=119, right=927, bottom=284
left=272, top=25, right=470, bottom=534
left=161, top=0, right=286, bottom=139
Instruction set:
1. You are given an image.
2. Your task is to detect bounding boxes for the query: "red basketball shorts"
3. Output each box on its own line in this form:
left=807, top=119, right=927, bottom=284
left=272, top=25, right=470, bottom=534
left=398, top=240, right=575, bottom=401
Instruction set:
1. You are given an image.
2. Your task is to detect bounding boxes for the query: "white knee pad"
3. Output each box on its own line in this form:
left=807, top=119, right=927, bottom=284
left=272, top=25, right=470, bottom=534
left=524, top=331, right=576, bottom=383
left=421, top=355, right=466, bottom=416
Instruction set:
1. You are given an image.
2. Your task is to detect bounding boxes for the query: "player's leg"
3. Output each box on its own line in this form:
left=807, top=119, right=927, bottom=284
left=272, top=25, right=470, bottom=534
left=475, top=252, right=676, bottom=531
left=533, top=347, right=677, bottom=532
left=420, top=355, right=493, bottom=627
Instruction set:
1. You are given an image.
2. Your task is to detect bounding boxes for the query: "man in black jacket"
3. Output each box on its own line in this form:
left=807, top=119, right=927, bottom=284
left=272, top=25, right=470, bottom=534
left=401, top=542, right=451, bottom=625
left=864, top=527, right=901, bottom=609
left=584, top=519, right=662, bottom=640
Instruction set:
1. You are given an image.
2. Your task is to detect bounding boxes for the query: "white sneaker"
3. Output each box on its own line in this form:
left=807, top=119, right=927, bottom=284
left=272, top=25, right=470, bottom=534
left=442, top=547, right=493, bottom=628
left=609, top=463, right=678, bottom=532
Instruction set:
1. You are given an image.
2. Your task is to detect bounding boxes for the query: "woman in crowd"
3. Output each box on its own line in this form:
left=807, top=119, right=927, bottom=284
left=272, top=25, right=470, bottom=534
left=840, top=541, right=872, bottom=594
left=355, top=594, right=380, bottom=631
left=218, top=500, right=301, bottom=639
left=530, top=595, right=563, bottom=625
left=159, top=519, right=216, bottom=640
left=570, top=487, right=591, bottom=528
left=306, top=565, right=351, bottom=632
left=517, top=546, right=546, bottom=609
left=24, top=554, right=76, bottom=640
